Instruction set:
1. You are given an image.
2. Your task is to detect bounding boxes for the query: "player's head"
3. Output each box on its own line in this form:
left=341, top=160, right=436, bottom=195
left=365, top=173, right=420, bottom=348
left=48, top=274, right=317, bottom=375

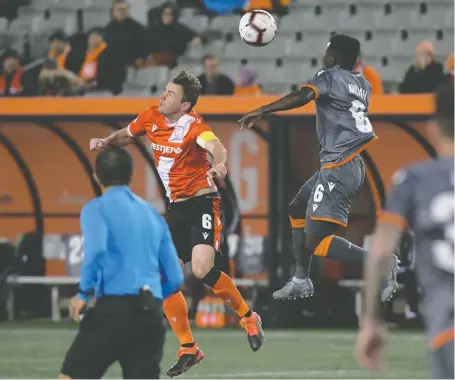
left=428, top=82, right=454, bottom=153
left=95, top=146, right=133, bottom=188
left=323, top=34, right=361, bottom=71
left=159, top=70, right=202, bottom=116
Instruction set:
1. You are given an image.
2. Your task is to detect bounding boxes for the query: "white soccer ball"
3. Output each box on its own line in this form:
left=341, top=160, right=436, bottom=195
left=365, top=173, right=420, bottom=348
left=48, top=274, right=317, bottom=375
left=239, top=10, right=277, bottom=47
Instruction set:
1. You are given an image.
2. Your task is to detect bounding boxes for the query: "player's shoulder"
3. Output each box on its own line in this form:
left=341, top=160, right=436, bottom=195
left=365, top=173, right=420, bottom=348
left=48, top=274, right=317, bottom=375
left=392, top=158, right=453, bottom=186
left=81, top=197, right=103, bottom=217
left=188, top=111, right=211, bottom=131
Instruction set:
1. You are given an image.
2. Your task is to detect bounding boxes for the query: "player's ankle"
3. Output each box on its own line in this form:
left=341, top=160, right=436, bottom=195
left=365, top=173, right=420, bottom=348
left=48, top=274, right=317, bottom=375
left=243, top=310, right=252, bottom=318
left=293, top=276, right=309, bottom=283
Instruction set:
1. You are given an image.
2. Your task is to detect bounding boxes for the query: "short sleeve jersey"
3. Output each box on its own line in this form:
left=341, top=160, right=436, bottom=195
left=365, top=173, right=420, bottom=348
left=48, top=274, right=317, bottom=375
left=380, top=157, right=454, bottom=345
left=128, top=105, right=216, bottom=201
left=303, top=67, right=377, bottom=168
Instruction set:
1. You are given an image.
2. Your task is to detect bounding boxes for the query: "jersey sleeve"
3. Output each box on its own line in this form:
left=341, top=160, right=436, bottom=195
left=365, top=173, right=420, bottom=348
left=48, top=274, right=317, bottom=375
left=193, top=122, right=218, bottom=149
left=302, top=69, right=331, bottom=100
left=379, top=168, right=417, bottom=230
left=127, top=107, right=151, bottom=137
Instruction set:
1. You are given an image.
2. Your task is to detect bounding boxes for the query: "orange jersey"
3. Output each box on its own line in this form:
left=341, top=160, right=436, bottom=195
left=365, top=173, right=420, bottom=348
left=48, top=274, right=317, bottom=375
left=127, top=105, right=217, bottom=201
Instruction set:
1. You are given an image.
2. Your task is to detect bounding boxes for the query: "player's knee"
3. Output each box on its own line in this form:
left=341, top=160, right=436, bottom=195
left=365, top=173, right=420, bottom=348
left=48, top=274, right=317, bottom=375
left=305, top=233, right=325, bottom=251
left=192, top=261, right=213, bottom=279
left=191, top=244, right=215, bottom=279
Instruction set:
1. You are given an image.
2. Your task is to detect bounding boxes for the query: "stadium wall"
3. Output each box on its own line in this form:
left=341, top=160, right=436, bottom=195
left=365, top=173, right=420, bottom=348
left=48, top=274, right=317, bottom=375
left=0, top=95, right=435, bottom=279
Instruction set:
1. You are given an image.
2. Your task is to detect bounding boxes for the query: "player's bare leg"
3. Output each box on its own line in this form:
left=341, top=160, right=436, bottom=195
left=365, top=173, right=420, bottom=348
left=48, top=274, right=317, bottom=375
left=274, top=229, right=399, bottom=301
left=194, top=244, right=264, bottom=351
left=273, top=218, right=315, bottom=300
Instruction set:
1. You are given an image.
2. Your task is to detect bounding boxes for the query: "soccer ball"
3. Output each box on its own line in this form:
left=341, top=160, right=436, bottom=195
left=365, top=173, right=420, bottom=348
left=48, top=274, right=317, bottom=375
left=239, top=10, right=277, bottom=47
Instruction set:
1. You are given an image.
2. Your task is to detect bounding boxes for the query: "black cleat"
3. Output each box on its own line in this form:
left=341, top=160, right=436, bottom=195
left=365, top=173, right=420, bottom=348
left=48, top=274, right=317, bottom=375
left=240, top=312, right=264, bottom=352
left=167, top=345, right=204, bottom=378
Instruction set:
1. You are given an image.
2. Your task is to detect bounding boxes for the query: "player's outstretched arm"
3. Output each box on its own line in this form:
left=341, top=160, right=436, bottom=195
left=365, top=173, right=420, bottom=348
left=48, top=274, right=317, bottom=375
left=238, top=87, right=316, bottom=129
left=89, top=128, right=134, bottom=151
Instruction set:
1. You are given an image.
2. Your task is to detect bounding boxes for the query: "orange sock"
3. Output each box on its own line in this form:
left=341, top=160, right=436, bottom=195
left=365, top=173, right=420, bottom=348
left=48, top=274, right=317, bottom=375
left=211, top=272, right=250, bottom=317
left=163, top=291, right=195, bottom=345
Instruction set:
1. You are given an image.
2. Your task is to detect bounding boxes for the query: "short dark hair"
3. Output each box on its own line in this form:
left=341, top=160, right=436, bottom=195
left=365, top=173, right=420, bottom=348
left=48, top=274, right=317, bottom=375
left=201, top=54, right=216, bottom=65
left=95, top=147, right=133, bottom=187
left=435, top=82, right=454, bottom=139
left=49, top=29, right=68, bottom=43
left=172, top=70, right=202, bottom=112
left=327, top=34, right=361, bottom=70
left=88, top=27, right=105, bottom=38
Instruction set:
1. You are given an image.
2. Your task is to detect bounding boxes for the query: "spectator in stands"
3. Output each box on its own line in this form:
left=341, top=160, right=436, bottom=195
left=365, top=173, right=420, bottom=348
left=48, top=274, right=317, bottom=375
left=247, top=0, right=290, bottom=13
left=38, top=59, right=83, bottom=96
left=445, top=52, right=454, bottom=84
left=77, top=27, right=123, bottom=95
left=353, top=56, right=383, bottom=95
left=202, top=0, right=247, bottom=14
left=0, top=49, right=23, bottom=96
left=104, top=0, right=148, bottom=72
left=198, top=55, right=235, bottom=95
left=147, top=2, right=201, bottom=67
left=48, top=30, right=72, bottom=70
left=0, top=0, right=29, bottom=22
left=235, top=64, right=262, bottom=96
left=399, top=40, right=445, bottom=94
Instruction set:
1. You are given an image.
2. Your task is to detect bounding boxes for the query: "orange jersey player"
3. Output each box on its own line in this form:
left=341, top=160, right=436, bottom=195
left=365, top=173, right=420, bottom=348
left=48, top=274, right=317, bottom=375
left=89, top=71, right=264, bottom=378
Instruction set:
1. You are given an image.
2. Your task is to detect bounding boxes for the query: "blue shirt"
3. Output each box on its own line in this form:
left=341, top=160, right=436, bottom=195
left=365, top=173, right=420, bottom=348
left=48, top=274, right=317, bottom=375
left=78, top=186, right=183, bottom=301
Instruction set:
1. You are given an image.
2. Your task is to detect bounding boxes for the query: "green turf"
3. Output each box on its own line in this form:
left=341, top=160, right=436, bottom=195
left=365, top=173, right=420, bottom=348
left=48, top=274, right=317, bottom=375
left=0, top=321, right=428, bottom=379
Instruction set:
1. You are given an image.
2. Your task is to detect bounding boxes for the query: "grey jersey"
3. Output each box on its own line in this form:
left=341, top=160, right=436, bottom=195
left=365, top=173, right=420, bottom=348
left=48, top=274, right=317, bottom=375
left=305, top=68, right=377, bottom=167
left=384, top=157, right=454, bottom=344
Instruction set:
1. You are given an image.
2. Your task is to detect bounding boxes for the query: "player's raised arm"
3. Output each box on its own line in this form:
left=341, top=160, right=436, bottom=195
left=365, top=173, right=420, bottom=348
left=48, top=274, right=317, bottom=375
left=238, top=87, right=316, bottom=130
left=89, top=108, right=150, bottom=151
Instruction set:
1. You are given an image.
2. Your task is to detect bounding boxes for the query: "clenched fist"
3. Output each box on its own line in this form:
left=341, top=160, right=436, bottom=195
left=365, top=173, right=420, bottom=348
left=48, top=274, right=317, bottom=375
left=89, top=138, right=108, bottom=151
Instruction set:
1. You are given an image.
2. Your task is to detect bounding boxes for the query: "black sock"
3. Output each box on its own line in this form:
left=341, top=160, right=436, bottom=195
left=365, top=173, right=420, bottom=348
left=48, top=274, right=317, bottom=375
left=181, top=342, right=195, bottom=348
left=293, top=228, right=312, bottom=279
left=326, top=236, right=367, bottom=262
left=203, top=268, right=222, bottom=287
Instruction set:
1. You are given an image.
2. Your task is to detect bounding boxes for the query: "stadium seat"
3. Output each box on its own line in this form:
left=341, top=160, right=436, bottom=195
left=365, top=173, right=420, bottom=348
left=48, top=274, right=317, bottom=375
left=0, top=18, right=8, bottom=33
left=83, top=10, right=111, bottom=31
left=210, top=15, right=240, bottom=32
left=180, top=15, right=209, bottom=33
left=42, top=13, right=78, bottom=35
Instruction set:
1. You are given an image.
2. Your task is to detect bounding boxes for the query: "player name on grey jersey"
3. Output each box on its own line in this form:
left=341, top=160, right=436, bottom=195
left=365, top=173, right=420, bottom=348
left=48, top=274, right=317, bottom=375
left=384, top=156, right=454, bottom=343
left=305, top=68, right=377, bottom=167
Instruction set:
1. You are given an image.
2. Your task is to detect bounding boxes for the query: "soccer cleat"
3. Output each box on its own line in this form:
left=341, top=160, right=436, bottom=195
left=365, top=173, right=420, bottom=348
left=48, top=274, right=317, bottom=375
left=381, top=254, right=400, bottom=302
left=272, top=278, right=314, bottom=300
left=166, top=344, right=204, bottom=378
left=240, top=311, right=264, bottom=352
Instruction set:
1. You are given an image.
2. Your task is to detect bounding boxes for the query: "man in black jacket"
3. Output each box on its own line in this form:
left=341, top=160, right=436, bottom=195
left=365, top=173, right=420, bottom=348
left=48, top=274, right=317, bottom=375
left=104, top=0, right=148, bottom=80
left=399, top=41, right=446, bottom=94
left=198, top=55, right=235, bottom=95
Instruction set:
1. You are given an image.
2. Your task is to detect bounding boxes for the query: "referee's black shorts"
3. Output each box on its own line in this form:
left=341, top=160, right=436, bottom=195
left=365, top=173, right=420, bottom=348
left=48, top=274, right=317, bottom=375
left=60, top=295, right=166, bottom=379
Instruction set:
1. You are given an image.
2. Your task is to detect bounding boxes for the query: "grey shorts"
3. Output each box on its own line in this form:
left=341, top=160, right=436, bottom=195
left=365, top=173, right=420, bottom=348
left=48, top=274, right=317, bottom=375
left=429, top=339, right=454, bottom=379
left=289, top=155, right=365, bottom=235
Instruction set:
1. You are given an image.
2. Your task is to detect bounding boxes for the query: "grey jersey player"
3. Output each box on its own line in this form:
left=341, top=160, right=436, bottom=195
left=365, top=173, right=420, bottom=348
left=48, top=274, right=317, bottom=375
left=239, top=34, right=398, bottom=302
left=357, top=83, right=454, bottom=379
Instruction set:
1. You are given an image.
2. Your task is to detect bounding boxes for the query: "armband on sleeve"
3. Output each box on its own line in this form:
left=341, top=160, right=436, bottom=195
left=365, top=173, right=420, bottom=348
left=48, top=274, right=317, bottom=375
left=196, top=131, right=217, bottom=148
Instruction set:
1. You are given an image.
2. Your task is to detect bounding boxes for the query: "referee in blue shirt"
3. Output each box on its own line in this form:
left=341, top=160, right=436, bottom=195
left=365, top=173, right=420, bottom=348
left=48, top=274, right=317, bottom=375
left=60, top=147, right=183, bottom=379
